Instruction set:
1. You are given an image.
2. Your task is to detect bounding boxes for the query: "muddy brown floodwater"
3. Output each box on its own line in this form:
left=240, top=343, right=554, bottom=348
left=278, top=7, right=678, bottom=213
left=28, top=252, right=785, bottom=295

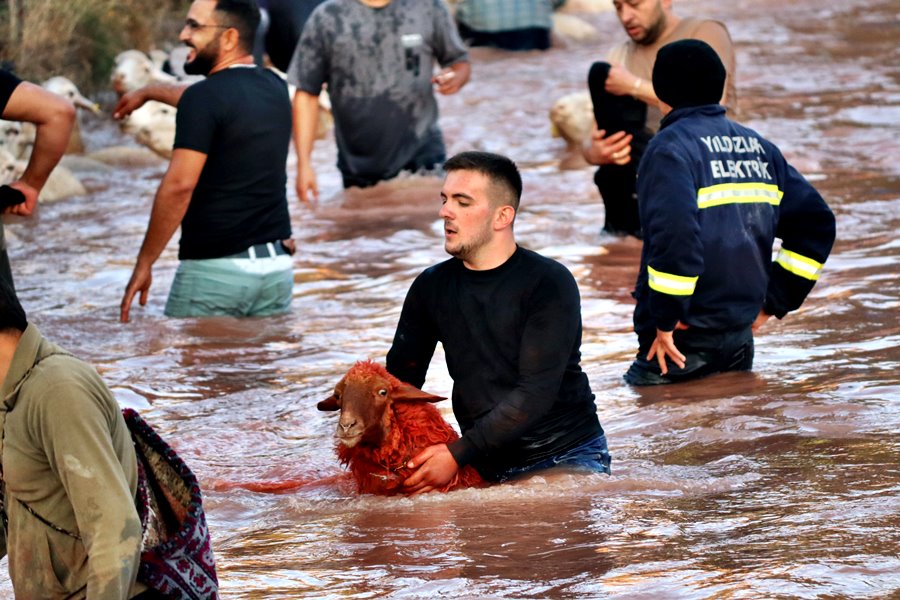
left=1, top=0, right=898, bottom=597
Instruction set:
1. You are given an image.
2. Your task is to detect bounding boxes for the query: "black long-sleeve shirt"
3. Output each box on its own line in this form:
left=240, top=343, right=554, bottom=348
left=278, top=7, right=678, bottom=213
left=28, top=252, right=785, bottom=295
left=386, top=246, right=604, bottom=481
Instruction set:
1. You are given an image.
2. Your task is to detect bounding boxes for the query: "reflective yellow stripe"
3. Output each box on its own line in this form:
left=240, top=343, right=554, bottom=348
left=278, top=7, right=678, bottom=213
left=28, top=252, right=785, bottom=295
left=648, top=266, right=698, bottom=296
left=697, top=183, right=784, bottom=209
left=775, top=248, right=824, bottom=281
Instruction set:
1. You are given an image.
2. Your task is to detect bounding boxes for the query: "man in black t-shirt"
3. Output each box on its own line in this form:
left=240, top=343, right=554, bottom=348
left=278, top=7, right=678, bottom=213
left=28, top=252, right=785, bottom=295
left=0, top=69, right=76, bottom=289
left=254, top=0, right=327, bottom=72
left=386, top=151, right=610, bottom=492
left=117, top=0, right=295, bottom=322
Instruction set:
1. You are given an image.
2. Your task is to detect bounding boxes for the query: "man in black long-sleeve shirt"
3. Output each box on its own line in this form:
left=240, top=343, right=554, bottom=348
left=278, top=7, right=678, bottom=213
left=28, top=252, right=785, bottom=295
left=387, top=151, right=610, bottom=492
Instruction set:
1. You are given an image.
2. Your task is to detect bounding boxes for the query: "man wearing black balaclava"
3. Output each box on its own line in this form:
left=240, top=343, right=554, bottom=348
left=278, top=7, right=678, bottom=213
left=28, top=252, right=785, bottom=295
left=625, top=39, right=836, bottom=386
left=582, top=0, right=737, bottom=239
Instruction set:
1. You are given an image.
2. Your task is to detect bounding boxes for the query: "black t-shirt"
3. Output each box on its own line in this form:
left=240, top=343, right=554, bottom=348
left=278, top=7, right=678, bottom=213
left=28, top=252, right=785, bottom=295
left=174, top=66, right=292, bottom=259
left=264, top=0, right=327, bottom=72
left=0, top=69, right=22, bottom=115
left=386, top=246, right=604, bottom=480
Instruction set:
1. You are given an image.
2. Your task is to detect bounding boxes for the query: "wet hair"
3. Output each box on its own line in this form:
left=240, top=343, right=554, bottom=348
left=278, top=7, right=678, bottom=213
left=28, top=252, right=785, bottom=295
left=443, top=151, right=522, bottom=211
left=0, top=278, right=27, bottom=333
left=214, top=0, right=260, bottom=53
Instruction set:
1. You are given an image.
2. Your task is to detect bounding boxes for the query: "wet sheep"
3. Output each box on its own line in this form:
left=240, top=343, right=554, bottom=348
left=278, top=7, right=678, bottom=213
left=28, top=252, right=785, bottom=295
left=318, top=360, right=485, bottom=495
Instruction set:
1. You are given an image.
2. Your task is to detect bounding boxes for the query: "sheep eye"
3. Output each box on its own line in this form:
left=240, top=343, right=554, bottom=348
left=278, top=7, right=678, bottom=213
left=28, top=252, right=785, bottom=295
left=377, top=389, right=387, bottom=397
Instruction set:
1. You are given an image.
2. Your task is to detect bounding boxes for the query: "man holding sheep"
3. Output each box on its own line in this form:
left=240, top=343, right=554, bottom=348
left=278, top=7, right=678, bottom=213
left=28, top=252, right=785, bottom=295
left=386, top=151, right=610, bottom=493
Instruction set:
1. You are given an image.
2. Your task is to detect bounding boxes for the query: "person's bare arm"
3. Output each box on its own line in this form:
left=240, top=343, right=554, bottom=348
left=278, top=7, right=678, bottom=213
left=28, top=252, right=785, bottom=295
left=112, top=82, right=190, bottom=120
left=433, top=61, right=471, bottom=95
left=292, top=89, right=321, bottom=204
left=604, top=63, right=658, bottom=106
left=2, top=81, right=75, bottom=209
left=120, top=148, right=206, bottom=322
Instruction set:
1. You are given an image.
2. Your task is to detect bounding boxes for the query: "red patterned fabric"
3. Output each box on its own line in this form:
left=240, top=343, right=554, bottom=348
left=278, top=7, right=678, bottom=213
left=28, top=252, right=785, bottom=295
left=124, top=408, right=219, bottom=599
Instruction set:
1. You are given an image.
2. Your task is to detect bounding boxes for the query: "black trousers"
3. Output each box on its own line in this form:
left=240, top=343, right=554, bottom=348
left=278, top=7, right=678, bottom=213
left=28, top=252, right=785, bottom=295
left=456, top=22, right=552, bottom=51
left=624, top=326, right=755, bottom=386
left=594, top=162, right=642, bottom=238
left=587, top=61, right=652, bottom=238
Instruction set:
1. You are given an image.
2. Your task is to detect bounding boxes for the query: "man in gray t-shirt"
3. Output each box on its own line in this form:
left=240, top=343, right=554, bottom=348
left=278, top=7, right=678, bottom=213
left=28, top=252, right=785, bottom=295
left=286, top=0, right=470, bottom=200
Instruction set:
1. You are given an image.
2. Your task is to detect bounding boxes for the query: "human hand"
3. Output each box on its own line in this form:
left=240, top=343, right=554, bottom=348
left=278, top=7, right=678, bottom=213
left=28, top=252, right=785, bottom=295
left=605, top=64, right=642, bottom=98
left=112, top=90, right=146, bottom=120
left=647, top=323, right=689, bottom=376
left=582, top=125, right=634, bottom=166
left=1, top=181, right=38, bottom=217
left=752, top=309, right=771, bottom=332
left=402, top=444, right=459, bottom=495
left=432, top=69, right=462, bottom=95
left=120, top=263, right=153, bottom=323
left=295, top=163, right=318, bottom=205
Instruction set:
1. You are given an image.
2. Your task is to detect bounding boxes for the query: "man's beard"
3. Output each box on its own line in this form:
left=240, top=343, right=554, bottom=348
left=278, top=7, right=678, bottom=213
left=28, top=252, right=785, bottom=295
left=445, top=222, right=493, bottom=262
left=637, top=12, right=667, bottom=45
left=183, top=38, right=220, bottom=76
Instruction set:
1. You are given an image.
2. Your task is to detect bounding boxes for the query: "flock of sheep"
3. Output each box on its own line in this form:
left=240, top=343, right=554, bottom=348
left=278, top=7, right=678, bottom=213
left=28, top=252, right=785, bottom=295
left=0, top=47, right=334, bottom=203
left=0, top=51, right=182, bottom=202
left=0, top=0, right=610, bottom=206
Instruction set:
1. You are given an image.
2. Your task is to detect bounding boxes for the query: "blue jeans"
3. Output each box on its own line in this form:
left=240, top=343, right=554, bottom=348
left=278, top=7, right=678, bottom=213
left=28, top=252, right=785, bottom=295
left=497, top=433, right=612, bottom=481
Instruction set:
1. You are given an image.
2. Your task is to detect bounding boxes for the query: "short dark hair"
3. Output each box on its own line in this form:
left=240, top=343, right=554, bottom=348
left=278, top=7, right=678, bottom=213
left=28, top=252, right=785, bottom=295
left=443, top=151, right=522, bottom=211
left=0, top=278, right=27, bottom=333
left=214, top=0, right=260, bottom=53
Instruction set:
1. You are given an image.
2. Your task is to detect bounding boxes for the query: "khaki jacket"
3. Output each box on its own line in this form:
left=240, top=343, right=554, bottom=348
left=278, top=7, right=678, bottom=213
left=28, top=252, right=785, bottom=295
left=0, top=324, right=144, bottom=599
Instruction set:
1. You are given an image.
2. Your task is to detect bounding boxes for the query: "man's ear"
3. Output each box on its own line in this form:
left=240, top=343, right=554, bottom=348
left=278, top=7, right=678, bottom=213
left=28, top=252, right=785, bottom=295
left=221, top=27, right=242, bottom=53
left=494, top=204, right=516, bottom=230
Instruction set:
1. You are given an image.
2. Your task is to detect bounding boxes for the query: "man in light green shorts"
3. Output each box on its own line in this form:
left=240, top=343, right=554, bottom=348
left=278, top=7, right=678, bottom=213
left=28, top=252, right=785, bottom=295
left=117, top=0, right=294, bottom=321
left=163, top=241, right=294, bottom=317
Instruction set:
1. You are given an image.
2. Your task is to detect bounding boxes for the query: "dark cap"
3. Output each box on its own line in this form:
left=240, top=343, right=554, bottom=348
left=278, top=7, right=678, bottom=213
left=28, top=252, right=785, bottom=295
left=652, top=39, right=726, bottom=109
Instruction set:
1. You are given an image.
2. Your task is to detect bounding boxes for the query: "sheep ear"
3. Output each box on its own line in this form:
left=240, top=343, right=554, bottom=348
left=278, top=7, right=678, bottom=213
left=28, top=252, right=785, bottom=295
left=317, top=394, right=340, bottom=411
left=392, top=382, right=447, bottom=403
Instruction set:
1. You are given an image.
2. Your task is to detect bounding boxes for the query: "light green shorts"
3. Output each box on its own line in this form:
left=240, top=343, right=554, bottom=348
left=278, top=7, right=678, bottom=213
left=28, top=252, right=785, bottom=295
left=164, top=255, right=293, bottom=318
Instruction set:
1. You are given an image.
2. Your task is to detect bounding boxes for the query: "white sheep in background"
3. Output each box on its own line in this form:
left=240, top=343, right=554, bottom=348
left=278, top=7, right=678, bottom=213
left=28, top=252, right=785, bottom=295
left=549, top=91, right=594, bottom=151
left=0, top=120, right=32, bottom=160
left=1, top=77, right=97, bottom=159
left=42, top=76, right=99, bottom=114
left=42, top=76, right=101, bottom=154
left=0, top=148, right=86, bottom=203
left=558, top=0, right=613, bottom=13
left=0, top=149, right=20, bottom=184
left=110, top=50, right=178, bottom=96
left=112, top=47, right=331, bottom=154
left=551, top=13, right=600, bottom=43
left=120, top=100, right=177, bottom=159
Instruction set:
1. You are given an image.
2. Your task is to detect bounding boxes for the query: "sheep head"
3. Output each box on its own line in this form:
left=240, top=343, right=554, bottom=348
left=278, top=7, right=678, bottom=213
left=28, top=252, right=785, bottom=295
left=318, top=361, right=445, bottom=449
left=42, top=76, right=100, bottom=114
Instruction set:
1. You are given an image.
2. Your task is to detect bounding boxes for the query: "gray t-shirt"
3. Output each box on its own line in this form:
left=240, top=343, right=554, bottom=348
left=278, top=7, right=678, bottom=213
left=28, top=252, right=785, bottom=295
left=287, top=0, right=468, bottom=180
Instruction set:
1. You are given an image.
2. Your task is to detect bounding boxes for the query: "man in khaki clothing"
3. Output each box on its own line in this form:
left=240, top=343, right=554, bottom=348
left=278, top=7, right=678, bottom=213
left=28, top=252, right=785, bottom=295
left=582, top=0, right=737, bottom=237
left=0, top=279, right=149, bottom=598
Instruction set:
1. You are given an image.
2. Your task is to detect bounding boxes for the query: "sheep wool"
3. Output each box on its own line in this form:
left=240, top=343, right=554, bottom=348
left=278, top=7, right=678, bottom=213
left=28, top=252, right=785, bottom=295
left=324, top=361, right=485, bottom=496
